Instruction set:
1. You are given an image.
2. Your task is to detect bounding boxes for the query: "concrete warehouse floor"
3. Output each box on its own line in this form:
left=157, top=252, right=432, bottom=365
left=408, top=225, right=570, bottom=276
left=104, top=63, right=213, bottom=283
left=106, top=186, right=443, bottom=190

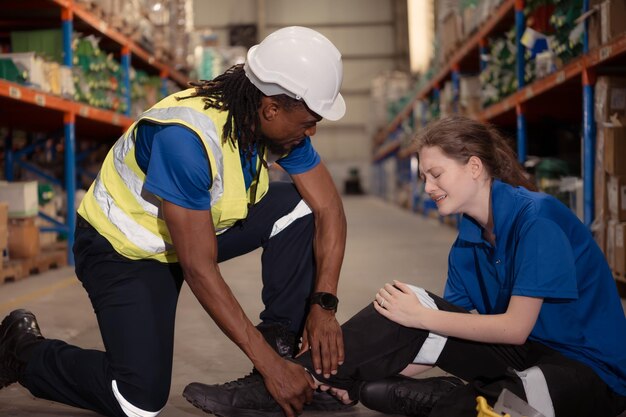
left=0, top=195, right=625, bottom=417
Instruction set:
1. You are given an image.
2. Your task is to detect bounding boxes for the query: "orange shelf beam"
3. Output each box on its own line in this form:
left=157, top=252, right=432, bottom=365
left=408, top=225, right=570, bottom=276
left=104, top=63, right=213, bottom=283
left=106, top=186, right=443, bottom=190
left=372, top=138, right=403, bottom=163
left=0, top=79, right=133, bottom=128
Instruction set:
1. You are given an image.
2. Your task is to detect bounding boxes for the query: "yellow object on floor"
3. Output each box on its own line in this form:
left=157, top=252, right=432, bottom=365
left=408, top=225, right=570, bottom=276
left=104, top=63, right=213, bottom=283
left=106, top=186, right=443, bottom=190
left=476, top=396, right=510, bottom=417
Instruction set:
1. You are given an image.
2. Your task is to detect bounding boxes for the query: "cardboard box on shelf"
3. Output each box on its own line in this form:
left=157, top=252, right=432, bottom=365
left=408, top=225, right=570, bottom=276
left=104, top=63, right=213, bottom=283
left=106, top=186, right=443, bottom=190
left=440, top=11, right=463, bottom=63
left=0, top=228, right=7, bottom=253
left=608, top=175, right=626, bottom=221
left=615, top=222, right=626, bottom=275
left=604, top=127, right=626, bottom=175
left=0, top=202, right=10, bottom=255
left=607, top=219, right=617, bottom=269
left=8, top=217, right=40, bottom=259
left=595, top=128, right=608, bottom=220
left=0, top=202, right=7, bottom=229
left=589, top=0, right=626, bottom=50
left=0, top=181, right=38, bottom=218
left=595, top=76, right=626, bottom=127
left=588, top=0, right=602, bottom=50
left=602, top=0, right=626, bottom=44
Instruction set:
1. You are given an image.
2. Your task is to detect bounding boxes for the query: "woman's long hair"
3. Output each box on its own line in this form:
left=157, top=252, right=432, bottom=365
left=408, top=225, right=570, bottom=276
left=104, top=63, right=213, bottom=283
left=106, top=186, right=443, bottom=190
left=416, top=116, right=537, bottom=191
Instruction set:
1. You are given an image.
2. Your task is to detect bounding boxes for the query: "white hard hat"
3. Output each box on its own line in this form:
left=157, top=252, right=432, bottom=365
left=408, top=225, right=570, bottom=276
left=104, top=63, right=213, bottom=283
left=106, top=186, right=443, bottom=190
left=244, top=26, right=346, bottom=121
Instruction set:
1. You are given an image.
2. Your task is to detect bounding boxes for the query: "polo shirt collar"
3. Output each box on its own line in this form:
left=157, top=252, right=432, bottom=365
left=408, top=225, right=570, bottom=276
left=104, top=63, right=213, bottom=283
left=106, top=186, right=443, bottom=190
left=458, top=179, right=518, bottom=245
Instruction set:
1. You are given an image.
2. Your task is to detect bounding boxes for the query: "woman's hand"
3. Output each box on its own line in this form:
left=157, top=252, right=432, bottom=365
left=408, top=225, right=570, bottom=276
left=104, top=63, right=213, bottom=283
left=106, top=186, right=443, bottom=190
left=373, top=280, right=430, bottom=328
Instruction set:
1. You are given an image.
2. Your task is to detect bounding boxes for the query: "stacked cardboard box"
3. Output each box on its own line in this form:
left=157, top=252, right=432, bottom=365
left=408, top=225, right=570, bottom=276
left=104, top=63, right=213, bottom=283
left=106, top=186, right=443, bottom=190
left=0, top=181, right=40, bottom=260
left=460, top=75, right=482, bottom=118
left=439, top=10, right=464, bottom=65
left=8, top=217, right=40, bottom=260
left=0, top=203, right=8, bottom=264
left=589, top=0, right=626, bottom=50
left=595, top=75, right=626, bottom=281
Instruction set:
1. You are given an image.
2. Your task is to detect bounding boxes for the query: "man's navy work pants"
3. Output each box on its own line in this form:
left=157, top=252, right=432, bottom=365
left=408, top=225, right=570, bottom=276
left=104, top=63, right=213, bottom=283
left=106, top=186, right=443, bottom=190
left=19, top=182, right=316, bottom=417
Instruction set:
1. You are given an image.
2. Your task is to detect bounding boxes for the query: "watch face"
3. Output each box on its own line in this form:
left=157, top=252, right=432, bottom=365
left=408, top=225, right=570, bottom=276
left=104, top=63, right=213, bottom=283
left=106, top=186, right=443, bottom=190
left=320, top=293, right=338, bottom=309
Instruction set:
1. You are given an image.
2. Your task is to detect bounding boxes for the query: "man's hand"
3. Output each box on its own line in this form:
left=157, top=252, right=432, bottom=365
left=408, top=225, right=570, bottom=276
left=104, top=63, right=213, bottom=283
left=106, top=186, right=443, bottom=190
left=297, top=305, right=344, bottom=378
left=260, top=358, right=316, bottom=417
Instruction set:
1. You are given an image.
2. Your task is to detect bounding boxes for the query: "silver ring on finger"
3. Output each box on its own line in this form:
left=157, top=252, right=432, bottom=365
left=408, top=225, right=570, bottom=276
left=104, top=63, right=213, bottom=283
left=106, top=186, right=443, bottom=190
left=380, top=298, right=385, bottom=308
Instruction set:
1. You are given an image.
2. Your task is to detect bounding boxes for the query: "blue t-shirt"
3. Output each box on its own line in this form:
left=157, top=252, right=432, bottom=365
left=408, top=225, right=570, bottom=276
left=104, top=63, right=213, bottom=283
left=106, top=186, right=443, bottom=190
left=445, top=180, right=626, bottom=395
left=134, top=122, right=320, bottom=210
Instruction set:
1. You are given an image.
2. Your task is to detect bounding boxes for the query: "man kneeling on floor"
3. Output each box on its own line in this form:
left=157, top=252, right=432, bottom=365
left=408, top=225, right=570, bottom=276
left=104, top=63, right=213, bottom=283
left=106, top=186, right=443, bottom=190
left=0, top=26, right=352, bottom=417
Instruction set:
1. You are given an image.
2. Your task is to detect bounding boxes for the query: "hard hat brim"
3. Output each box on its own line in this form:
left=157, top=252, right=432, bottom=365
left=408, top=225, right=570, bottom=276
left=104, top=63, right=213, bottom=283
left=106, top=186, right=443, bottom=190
left=319, top=93, right=346, bottom=121
left=245, top=60, right=346, bottom=121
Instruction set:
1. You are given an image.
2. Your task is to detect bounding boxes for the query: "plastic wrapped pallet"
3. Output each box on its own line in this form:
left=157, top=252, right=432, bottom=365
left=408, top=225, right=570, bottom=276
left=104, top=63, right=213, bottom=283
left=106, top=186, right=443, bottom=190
left=460, top=75, right=482, bottom=118
left=0, top=181, right=38, bottom=219
left=0, top=52, right=47, bottom=91
left=0, top=57, right=26, bottom=84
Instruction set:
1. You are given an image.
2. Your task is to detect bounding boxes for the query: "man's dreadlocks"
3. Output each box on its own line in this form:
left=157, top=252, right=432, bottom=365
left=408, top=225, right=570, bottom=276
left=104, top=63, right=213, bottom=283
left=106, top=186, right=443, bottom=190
left=178, top=63, right=301, bottom=159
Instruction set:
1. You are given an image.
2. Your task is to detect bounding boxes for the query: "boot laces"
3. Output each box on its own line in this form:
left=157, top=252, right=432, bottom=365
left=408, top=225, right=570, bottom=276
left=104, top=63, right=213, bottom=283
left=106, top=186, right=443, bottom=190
left=397, top=387, right=438, bottom=416
left=222, top=370, right=262, bottom=389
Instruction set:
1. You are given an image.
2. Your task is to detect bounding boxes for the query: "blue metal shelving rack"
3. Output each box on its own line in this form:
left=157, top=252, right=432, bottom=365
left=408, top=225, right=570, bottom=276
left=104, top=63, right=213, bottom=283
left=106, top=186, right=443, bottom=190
left=1, top=1, right=187, bottom=265
left=582, top=0, right=595, bottom=226
left=372, top=0, right=609, bottom=231
left=515, top=0, right=527, bottom=164
left=62, top=6, right=76, bottom=264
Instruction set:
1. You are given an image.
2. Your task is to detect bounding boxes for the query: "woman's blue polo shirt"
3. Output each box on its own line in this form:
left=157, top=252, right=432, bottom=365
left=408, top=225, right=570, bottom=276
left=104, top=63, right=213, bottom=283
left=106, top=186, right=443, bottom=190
left=444, top=180, right=626, bottom=395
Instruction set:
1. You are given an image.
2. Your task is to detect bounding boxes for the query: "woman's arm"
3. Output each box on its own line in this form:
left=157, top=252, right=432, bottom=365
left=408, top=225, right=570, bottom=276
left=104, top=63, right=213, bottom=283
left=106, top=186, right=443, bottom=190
left=375, top=281, right=543, bottom=345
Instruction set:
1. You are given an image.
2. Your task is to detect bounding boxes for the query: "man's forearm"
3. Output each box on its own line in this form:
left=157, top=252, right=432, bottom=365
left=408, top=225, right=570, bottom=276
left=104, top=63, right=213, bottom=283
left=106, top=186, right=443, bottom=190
left=311, top=202, right=347, bottom=294
left=184, top=265, right=280, bottom=370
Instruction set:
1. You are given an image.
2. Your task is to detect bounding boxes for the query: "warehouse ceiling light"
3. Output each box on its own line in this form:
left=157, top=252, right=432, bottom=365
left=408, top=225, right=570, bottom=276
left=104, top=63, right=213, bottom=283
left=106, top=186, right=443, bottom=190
left=407, top=0, right=434, bottom=74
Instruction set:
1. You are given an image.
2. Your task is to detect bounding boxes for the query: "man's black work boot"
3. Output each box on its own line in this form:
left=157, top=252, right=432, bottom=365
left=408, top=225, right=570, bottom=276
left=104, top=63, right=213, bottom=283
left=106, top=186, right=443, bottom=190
left=359, top=375, right=463, bottom=417
left=183, top=322, right=354, bottom=415
left=184, top=372, right=283, bottom=417
left=0, top=309, right=45, bottom=389
left=183, top=323, right=292, bottom=416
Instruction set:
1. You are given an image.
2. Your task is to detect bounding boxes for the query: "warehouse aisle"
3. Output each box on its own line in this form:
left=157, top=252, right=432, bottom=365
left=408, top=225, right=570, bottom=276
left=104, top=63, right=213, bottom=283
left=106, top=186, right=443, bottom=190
left=3, top=194, right=622, bottom=417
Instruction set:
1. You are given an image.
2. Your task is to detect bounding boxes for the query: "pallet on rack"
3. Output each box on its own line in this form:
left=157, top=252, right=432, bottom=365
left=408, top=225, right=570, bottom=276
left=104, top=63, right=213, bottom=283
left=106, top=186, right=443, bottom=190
left=19, top=246, right=68, bottom=276
left=0, top=261, right=24, bottom=284
left=0, top=244, right=68, bottom=284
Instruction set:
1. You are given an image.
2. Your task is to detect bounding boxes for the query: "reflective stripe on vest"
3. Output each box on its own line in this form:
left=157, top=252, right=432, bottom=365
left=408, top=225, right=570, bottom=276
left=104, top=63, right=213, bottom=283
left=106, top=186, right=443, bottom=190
left=77, top=91, right=269, bottom=262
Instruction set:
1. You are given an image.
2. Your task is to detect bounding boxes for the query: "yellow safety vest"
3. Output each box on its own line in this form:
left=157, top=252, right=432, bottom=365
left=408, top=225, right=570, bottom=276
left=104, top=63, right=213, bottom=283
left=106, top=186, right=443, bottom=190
left=78, top=89, right=270, bottom=262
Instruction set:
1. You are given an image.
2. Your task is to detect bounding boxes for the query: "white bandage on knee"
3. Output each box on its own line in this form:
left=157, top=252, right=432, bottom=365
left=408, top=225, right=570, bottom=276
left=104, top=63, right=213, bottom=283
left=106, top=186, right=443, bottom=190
left=407, top=285, right=448, bottom=365
left=112, top=380, right=162, bottom=417
left=514, top=367, right=555, bottom=417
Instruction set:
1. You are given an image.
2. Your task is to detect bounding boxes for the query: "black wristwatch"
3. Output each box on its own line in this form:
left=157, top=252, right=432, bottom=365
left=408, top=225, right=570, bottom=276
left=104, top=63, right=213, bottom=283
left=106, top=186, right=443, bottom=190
left=309, top=292, right=338, bottom=311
